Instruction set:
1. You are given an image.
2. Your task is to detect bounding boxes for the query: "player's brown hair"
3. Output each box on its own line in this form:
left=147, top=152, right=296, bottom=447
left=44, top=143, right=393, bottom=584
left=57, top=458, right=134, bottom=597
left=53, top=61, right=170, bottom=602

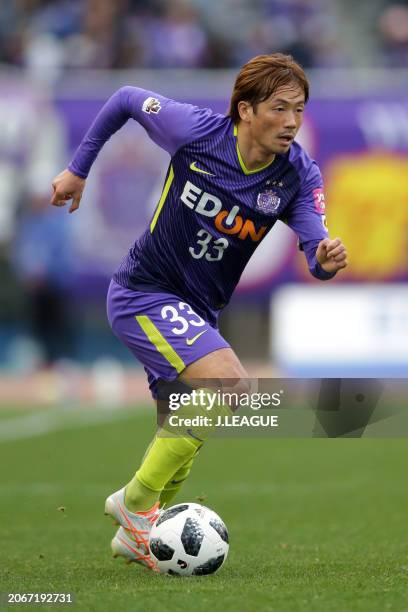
left=228, top=53, right=309, bottom=123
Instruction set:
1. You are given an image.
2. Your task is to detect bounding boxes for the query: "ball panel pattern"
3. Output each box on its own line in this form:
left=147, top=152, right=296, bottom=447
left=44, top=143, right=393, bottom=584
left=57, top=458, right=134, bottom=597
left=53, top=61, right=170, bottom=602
left=149, top=538, right=175, bottom=561
left=192, top=554, right=225, bottom=575
left=155, top=504, right=189, bottom=527
left=209, top=518, right=229, bottom=543
left=149, top=503, right=229, bottom=576
left=180, top=517, right=205, bottom=556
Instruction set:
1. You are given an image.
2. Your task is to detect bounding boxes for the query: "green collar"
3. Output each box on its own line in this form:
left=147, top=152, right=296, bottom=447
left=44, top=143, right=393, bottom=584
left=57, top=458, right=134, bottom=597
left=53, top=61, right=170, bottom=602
left=233, top=124, right=275, bottom=175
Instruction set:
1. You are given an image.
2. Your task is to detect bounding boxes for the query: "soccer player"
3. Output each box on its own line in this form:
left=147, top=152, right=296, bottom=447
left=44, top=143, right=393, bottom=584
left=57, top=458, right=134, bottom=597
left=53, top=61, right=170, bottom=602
left=51, top=53, right=347, bottom=569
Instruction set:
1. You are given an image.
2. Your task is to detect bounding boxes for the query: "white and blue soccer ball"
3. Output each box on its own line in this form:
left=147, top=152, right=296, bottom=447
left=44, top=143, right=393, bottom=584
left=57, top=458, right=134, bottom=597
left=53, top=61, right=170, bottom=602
left=149, top=503, right=229, bottom=576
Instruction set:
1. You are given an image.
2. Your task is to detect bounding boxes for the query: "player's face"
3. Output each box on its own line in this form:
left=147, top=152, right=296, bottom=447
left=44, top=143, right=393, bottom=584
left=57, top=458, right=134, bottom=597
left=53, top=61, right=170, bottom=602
left=250, top=83, right=305, bottom=154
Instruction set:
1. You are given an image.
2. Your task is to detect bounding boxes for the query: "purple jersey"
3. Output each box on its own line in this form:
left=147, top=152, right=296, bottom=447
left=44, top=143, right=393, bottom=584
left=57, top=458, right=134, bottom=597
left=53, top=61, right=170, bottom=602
left=69, top=87, right=332, bottom=325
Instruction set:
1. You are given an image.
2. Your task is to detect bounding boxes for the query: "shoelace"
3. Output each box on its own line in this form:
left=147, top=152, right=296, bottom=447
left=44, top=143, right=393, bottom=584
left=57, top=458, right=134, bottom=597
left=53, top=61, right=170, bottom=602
left=118, top=503, right=160, bottom=563
left=117, top=532, right=158, bottom=571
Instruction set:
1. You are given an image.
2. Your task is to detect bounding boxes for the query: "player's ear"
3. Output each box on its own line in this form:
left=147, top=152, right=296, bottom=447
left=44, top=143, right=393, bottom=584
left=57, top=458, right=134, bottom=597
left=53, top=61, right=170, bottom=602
left=237, top=100, right=253, bottom=123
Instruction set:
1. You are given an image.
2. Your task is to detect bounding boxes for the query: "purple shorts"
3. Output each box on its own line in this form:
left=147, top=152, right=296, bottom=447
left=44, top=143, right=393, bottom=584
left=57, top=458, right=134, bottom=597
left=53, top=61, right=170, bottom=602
left=106, top=280, right=230, bottom=398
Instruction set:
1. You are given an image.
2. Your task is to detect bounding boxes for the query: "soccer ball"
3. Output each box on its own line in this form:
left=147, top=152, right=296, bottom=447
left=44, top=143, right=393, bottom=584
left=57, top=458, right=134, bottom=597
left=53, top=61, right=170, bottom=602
left=149, top=502, right=229, bottom=576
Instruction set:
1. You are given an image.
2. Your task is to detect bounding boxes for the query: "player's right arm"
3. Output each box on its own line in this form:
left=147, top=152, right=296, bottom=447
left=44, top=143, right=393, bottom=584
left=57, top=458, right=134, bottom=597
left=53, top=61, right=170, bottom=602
left=50, top=86, right=217, bottom=213
left=51, top=169, right=86, bottom=213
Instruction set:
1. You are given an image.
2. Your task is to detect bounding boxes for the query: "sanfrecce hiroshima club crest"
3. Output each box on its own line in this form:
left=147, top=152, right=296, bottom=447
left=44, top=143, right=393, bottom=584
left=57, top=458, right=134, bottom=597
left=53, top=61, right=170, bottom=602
left=256, top=190, right=281, bottom=213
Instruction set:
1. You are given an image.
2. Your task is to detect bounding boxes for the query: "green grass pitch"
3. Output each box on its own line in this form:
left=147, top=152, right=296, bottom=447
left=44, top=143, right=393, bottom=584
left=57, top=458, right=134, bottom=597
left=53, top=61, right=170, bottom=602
left=0, top=405, right=407, bottom=611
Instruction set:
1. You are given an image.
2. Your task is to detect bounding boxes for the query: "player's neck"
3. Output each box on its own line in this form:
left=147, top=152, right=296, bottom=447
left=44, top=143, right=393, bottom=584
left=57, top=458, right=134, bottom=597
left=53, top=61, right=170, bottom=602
left=235, top=123, right=275, bottom=171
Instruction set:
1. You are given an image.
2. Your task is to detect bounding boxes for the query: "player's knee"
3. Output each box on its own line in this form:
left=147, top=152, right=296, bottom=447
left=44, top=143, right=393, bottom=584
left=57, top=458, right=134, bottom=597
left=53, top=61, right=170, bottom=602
left=209, top=359, right=250, bottom=411
left=219, top=376, right=251, bottom=412
left=215, top=356, right=248, bottom=381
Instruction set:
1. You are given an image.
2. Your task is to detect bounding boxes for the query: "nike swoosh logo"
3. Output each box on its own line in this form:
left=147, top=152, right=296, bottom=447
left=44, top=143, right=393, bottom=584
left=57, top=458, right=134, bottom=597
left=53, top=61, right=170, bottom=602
left=170, top=478, right=187, bottom=485
left=186, top=428, right=204, bottom=442
left=186, top=330, right=208, bottom=346
left=190, top=161, right=216, bottom=176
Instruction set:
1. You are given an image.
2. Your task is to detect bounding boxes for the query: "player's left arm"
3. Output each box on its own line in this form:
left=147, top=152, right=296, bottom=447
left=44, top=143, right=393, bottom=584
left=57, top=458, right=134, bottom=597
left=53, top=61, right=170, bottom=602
left=316, top=236, right=347, bottom=274
left=284, top=161, right=348, bottom=280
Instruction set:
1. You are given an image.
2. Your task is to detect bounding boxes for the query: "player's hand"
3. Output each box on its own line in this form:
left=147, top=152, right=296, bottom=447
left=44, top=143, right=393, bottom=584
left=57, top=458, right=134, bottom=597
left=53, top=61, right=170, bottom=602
left=316, top=237, right=348, bottom=274
left=51, top=169, right=85, bottom=213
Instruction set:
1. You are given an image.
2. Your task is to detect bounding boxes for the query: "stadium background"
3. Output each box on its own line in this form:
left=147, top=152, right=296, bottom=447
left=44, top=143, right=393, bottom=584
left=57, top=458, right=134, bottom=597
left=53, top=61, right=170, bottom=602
left=0, top=0, right=407, bottom=399
left=0, top=2, right=407, bottom=610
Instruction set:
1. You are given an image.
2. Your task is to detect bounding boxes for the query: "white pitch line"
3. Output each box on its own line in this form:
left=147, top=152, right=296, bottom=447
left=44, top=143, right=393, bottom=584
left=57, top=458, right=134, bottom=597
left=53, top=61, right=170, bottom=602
left=0, top=406, right=149, bottom=443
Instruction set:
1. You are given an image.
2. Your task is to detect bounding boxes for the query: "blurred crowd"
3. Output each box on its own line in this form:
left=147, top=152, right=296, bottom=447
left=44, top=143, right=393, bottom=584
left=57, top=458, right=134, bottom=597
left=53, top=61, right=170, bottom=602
left=378, top=2, right=408, bottom=67
left=0, top=0, right=407, bottom=75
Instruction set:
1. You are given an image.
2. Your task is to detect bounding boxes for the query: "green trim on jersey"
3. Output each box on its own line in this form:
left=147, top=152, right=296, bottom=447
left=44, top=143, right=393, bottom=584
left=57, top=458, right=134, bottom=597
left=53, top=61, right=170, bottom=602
left=135, top=315, right=185, bottom=373
left=233, top=124, right=275, bottom=175
left=150, top=164, right=175, bottom=233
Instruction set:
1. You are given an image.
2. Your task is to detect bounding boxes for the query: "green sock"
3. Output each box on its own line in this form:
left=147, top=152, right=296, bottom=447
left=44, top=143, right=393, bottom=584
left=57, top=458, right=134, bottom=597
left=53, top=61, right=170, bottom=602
left=125, top=389, right=231, bottom=512
left=125, top=475, right=161, bottom=512
left=125, top=435, right=199, bottom=512
left=159, top=454, right=195, bottom=509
